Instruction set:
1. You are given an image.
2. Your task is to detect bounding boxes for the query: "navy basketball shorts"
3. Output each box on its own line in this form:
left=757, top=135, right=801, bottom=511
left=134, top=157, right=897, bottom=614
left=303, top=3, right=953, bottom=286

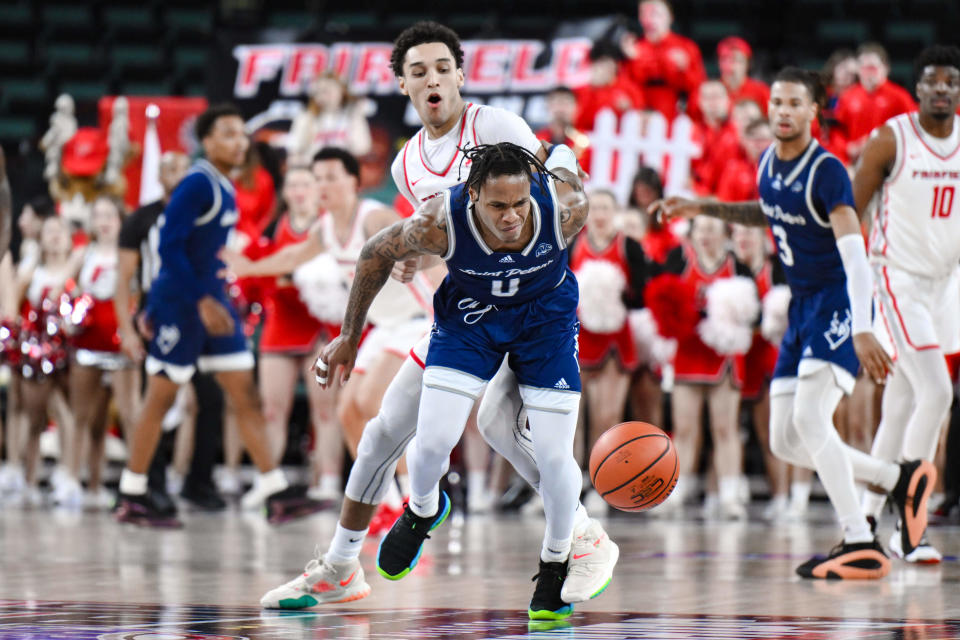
left=426, top=278, right=582, bottom=393
left=772, top=281, right=860, bottom=391
left=145, top=294, right=252, bottom=384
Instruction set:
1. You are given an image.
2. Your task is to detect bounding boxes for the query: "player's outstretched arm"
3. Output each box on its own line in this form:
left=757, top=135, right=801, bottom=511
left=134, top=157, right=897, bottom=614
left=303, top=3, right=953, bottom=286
left=220, top=230, right=326, bottom=279
left=852, top=125, right=896, bottom=218
left=649, top=196, right=767, bottom=226
left=315, top=198, right=448, bottom=388
left=553, top=167, right=590, bottom=243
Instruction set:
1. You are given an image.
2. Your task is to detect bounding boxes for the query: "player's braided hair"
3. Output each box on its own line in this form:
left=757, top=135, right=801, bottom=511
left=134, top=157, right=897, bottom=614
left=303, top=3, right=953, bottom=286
left=460, top=142, right=561, bottom=195
left=914, top=45, right=960, bottom=83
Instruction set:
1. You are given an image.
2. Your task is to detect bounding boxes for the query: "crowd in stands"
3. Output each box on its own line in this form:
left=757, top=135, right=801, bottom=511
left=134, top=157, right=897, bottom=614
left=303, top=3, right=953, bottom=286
left=0, top=0, right=958, bottom=524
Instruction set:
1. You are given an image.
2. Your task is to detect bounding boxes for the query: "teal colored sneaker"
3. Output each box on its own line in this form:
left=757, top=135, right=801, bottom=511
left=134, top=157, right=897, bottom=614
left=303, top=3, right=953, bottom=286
left=376, top=491, right=451, bottom=580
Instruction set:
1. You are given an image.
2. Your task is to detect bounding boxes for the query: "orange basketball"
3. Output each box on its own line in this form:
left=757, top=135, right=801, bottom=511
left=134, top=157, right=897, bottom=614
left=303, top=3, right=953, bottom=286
left=589, top=421, right=678, bottom=512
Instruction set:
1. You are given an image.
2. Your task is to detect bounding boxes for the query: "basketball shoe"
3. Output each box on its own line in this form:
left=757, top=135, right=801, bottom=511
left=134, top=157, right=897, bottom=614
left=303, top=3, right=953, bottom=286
left=114, top=492, right=183, bottom=528
left=260, top=547, right=371, bottom=609
left=795, top=538, right=891, bottom=579
left=377, top=491, right=451, bottom=580
left=368, top=502, right=404, bottom=536
left=561, top=518, right=619, bottom=603
left=889, top=521, right=942, bottom=564
left=889, top=460, right=937, bottom=558
left=528, top=559, right=573, bottom=620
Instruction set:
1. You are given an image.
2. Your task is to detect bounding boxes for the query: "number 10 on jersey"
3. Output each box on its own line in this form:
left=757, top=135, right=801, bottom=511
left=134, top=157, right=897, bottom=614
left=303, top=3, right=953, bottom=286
left=932, top=185, right=955, bottom=218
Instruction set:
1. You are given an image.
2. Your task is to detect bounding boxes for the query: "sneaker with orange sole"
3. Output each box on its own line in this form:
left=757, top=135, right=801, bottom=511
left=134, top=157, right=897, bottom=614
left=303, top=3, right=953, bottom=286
left=796, top=538, right=891, bottom=580
left=889, top=460, right=937, bottom=558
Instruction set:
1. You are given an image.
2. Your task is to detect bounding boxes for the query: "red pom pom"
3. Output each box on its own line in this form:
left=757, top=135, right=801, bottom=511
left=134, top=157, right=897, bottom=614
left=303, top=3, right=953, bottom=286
left=643, top=274, right=700, bottom=340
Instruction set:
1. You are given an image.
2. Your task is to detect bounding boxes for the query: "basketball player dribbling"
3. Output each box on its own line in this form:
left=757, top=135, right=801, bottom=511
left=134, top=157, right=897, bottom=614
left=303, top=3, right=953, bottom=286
left=260, top=21, right=617, bottom=610
left=854, top=45, right=960, bottom=563
left=654, top=67, right=937, bottom=580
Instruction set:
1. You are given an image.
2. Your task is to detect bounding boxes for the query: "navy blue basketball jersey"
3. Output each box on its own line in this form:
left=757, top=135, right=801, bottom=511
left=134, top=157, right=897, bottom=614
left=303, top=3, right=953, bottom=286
left=151, top=159, right=240, bottom=305
left=757, top=140, right=855, bottom=294
left=439, top=174, right=573, bottom=305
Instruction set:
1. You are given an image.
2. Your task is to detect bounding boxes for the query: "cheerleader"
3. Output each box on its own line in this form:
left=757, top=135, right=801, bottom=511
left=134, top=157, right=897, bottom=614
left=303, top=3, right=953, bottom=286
left=14, top=215, right=79, bottom=502
left=730, top=224, right=796, bottom=520
left=661, top=215, right=753, bottom=518
left=62, top=196, right=140, bottom=507
left=569, top=189, right=649, bottom=510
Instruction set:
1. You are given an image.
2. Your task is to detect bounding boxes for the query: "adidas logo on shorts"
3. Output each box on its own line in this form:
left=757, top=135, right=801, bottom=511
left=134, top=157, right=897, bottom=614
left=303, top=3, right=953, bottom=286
left=554, top=378, right=570, bottom=390
left=499, top=255, right=515, bottom=263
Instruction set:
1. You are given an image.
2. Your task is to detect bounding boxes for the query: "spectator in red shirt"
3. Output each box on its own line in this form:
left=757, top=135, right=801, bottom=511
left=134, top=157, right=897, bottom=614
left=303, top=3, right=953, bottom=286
left=691, top=80, right=739, bottom=194
left=574, top=41, right=646, bottom=132
left=831, top=43, right=916, bottom=164
left=233, top=144, right=278, bottom=248
left=716, top=118, right=773, bottom=202
left=620, top=0, right=706, bottom=120
left=718, top=37, right=770, bottom=115
left=535, top=86, right=591, bottom=159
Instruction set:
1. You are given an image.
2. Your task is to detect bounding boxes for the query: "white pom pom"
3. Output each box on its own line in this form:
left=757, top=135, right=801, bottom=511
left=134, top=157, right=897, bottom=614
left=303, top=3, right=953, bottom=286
left=761, top=284, right=792, bottom=345
left=697, top=276, right=759, bottom=355
left=575, top=259, right=627, bottom=334
left=628, top=308, right=677, bottom=366
left=292, top=253, right=350, bottom=324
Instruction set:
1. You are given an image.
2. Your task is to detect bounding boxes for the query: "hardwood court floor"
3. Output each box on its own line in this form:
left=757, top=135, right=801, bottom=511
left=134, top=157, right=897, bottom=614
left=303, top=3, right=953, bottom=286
left=0, top=503, right=958, bottom=638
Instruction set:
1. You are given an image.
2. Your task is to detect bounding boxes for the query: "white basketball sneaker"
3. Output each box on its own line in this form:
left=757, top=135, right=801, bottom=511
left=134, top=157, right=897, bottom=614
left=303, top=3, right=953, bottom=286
left=889, top=521, right=942, bottom=564
left=260, top=547, right=371, bottom=609
left=560, top=519, right=619, bottom=603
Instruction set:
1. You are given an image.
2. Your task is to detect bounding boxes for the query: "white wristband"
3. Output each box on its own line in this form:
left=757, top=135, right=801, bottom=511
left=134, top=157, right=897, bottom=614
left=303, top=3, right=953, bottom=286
left=545, top=144, right=577, bottom=174
left=835, top=233, right=873, bottom=335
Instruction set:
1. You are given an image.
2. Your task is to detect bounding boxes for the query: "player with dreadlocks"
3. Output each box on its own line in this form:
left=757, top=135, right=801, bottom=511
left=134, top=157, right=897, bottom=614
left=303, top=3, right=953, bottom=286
left=261, top=21, right=618, bottom=619
left=317, top=141, right=590, bottom=619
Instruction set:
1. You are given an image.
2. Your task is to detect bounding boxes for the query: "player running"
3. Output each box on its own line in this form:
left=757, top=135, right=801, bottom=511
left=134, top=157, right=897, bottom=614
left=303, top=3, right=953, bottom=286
left=319, top=142, right=588, bottom=619
left=855, top=45, right=960, bottom=563
left=654, top=67, right=937, bottom=580
left=258, top=21, right=616, bottom=611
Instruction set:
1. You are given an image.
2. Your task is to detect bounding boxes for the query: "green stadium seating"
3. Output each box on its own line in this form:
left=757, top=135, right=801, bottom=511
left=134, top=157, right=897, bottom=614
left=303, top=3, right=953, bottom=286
left=816, top=20, right=870, bottom=47
left=42, top=5, right=92, bottom=28
left=59, top=81, right=112, bottom=102
left=112, top=45, right=163, bottom=68
left=0, top=117, right=37, bottom=140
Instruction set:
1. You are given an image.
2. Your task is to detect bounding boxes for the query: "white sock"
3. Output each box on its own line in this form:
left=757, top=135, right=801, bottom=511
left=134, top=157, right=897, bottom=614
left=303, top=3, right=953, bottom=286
left=841, top=515, right=874, bottom=544
left=318, top=473, right=341, bottom=493
left=382, top=480, right=403, bottom=509
left=409, top=487, right=439, bottom=518
left=790, top=481, right=811, bottom=507
left=257, top=468, right=288, bottom=494
left=119, top=469, right=147, bottom=496
left=397, top=473, right=411, bottom=498
left=326, top=524, right=368, bottom=564
left=467, top=471, right=487, bottom=495
left=541, top=535, right=572, bottom=563
left=719, top=476, right=740, bottom=504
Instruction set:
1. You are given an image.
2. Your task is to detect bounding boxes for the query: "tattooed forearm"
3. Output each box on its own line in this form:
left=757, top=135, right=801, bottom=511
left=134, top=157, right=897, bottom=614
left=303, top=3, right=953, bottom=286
left=701, top=201, right=766, bottom=226
left=340, top=243, right=395, bottom=340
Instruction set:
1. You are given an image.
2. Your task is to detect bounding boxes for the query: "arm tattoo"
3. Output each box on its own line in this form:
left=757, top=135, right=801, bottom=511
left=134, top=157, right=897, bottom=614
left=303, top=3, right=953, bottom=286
left=340, top=216, right=445, bottom=339
left=700, top=201, right=766, bottom=226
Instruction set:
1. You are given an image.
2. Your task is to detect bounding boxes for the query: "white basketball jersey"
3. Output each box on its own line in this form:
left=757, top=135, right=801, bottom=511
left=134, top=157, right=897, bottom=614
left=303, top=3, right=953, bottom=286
left=391, top=103, right=542, bottom=207
left=78, top=248, right=118, bottom=301
left=319, top=198, right=432, bottom=326
left=870, top=113, right=960, bottom=278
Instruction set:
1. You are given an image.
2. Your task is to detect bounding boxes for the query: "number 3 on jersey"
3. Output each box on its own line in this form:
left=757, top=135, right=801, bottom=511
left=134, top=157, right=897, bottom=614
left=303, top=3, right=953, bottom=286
left=771, top=224, right=794, bottom=266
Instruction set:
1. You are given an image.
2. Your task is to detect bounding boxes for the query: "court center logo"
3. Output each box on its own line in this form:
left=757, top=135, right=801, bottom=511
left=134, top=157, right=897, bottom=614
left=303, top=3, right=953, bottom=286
left=823, top=309, right=852, bottom=351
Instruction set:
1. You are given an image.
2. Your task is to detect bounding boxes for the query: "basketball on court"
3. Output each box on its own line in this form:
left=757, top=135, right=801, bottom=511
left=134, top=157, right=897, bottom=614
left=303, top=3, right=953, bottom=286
left=589, top=421, right=678, bottom=512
